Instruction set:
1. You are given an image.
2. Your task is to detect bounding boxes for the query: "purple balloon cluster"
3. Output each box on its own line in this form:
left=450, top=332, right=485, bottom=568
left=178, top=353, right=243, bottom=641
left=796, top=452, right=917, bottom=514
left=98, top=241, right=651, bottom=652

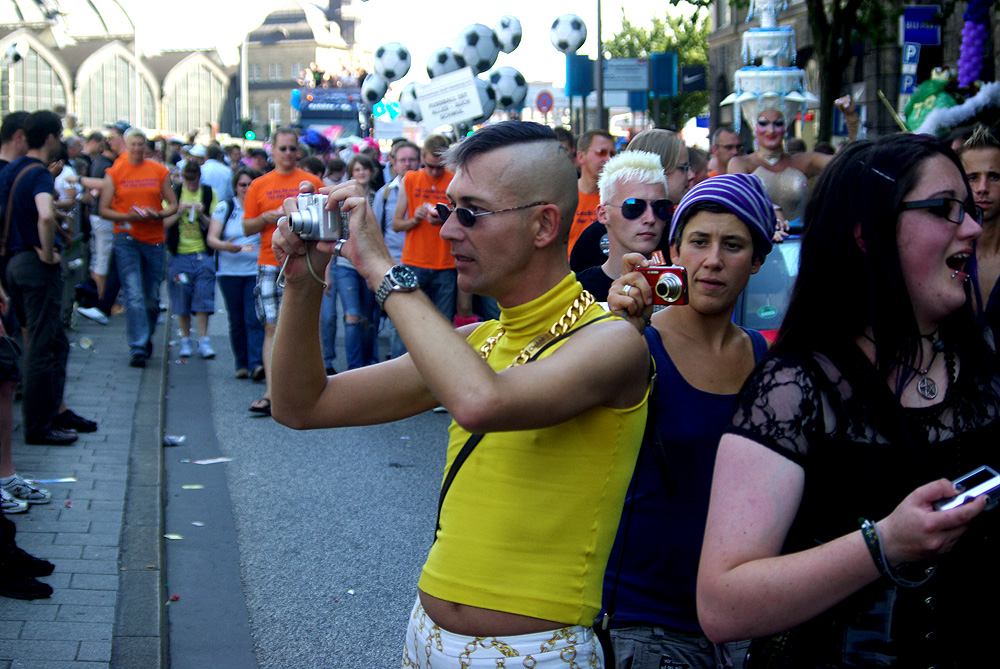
left=958, top=0, right=991, bottom=88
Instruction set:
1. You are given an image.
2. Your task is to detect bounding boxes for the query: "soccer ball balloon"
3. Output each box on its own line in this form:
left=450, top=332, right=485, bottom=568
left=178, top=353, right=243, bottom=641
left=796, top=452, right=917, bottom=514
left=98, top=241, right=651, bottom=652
left=494, top=15, right=522, bottom=54
left=398, top=83, right=422, bottom=123
left=550, top=14, right=587, bottom=54
left=374, top=42, right=411, bottom=82
left=489, top=67, right=527, bottom=109
left=426, top=47, right=465, bottom=79
left=361, top=73, right=388, bottom=108
left=453, top=23, right=501, bottom=75
left=471, top=77, right=497, bottom=124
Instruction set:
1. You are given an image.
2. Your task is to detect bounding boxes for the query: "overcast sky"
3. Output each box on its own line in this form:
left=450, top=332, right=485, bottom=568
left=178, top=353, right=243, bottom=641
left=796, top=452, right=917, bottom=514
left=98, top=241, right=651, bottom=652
left=120, top=0, right=698, bottom=85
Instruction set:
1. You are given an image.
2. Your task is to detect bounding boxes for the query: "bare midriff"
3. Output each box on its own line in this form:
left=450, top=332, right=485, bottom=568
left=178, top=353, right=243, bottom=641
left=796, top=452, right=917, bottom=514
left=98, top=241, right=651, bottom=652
left=418, top=589, right=569, bottom=637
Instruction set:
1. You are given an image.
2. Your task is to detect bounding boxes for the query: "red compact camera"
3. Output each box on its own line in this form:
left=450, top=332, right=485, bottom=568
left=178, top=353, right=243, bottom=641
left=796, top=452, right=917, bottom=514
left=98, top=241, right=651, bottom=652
left=637, top=265, right=688, bottom=306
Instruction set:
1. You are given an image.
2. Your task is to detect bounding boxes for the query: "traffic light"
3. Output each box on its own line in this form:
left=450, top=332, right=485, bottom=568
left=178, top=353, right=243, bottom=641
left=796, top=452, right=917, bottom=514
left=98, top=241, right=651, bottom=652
left=240, top=118, right=255, bottom=141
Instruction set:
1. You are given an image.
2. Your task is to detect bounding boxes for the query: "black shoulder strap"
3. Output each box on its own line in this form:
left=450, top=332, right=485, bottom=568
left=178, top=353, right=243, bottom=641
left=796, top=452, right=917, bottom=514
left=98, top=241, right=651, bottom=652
left=433, top=311, right=616, bottom=542
left=173, top=183, right=182, bottom=200
left=201, top=184, right=214, bottom=215
left=224, top=198, right=235, bottom=228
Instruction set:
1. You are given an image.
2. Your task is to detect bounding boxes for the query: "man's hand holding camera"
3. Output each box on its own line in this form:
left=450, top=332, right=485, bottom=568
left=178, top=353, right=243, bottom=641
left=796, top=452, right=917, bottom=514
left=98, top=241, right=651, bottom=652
left=608, top=252, right=656, bottom=332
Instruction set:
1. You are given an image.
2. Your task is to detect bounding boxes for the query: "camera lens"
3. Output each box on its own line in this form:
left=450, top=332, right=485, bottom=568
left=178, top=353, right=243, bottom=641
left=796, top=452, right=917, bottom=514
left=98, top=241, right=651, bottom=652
left=288, top=209, right=317, bottom=238
left=655, top=274, right=684, bottom=303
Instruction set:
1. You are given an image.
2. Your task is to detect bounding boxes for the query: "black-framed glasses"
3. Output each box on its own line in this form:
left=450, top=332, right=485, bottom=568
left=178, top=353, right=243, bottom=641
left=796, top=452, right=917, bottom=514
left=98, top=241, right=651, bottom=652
left=606, top=198, right=674, bottom=221
left=900, top=197, right=983, bottom=226
left=436, top=201, right=549, bottom=228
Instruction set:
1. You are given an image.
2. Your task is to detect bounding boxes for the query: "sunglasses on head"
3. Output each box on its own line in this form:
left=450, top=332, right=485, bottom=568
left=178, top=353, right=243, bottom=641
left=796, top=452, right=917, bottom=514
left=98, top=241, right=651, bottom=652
left=435, top=201, right=548, bottom=227
left=607, top=198, right=674, bottom=221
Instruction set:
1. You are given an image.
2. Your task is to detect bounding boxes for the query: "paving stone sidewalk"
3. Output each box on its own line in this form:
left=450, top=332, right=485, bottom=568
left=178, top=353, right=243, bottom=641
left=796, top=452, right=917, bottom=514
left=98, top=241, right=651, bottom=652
left=0, top=310, right=166, bottom=669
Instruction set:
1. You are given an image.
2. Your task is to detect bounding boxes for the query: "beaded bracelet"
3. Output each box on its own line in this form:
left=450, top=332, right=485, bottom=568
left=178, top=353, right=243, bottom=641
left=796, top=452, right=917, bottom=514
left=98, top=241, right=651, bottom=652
left=858, top=518, right=936, bottom=588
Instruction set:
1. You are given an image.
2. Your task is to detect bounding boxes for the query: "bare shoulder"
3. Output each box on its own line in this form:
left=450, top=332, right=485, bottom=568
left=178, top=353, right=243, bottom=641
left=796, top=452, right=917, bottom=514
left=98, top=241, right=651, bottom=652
left=726, top=155, right=754, bottom=174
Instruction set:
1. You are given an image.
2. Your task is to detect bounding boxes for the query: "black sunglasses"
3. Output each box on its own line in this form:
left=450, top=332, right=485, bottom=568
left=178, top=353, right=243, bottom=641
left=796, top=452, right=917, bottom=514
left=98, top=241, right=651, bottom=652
left=606, top=198, right=674, bottom=221
left=899, top=197, right=983, bottom=226
left=436, top=201, right=548, bottom=227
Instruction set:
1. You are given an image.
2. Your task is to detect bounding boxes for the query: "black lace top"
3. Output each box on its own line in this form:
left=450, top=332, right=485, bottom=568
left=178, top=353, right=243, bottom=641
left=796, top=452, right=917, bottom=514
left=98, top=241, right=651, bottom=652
left=728, top=342, right=1000, bottom=668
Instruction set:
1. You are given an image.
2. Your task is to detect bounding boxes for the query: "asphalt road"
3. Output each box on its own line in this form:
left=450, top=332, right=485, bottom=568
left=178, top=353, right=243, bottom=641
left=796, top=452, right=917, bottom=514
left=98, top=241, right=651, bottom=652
left=163, top=304, right=449, bottom=667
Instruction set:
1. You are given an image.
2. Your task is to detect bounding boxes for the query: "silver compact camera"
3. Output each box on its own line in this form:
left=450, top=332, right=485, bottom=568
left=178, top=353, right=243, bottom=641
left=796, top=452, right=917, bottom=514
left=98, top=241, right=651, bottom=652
left=288, top=193, right=340, bottom=241
left=933, top=465, right=1000, bottom=511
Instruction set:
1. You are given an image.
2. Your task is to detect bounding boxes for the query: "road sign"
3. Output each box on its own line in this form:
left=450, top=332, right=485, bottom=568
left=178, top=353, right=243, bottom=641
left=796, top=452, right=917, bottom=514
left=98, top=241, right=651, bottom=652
left=900, top=42, right=920, bottom=95
left=603, top=58, right=649, bottom=91
left=536, top=90, right=554, bottom=114
left=901, top=5, right=941, bottom=46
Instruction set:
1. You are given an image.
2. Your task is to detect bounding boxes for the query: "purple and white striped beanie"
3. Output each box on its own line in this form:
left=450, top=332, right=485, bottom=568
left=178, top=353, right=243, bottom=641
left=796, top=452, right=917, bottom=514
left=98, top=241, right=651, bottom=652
left=668, top=173, right=777, bottom=257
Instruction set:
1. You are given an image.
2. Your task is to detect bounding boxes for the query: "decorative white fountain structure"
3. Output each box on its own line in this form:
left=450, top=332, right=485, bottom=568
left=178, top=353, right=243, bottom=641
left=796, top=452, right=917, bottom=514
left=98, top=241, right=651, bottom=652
left=721, top=0, right=819, bottom=133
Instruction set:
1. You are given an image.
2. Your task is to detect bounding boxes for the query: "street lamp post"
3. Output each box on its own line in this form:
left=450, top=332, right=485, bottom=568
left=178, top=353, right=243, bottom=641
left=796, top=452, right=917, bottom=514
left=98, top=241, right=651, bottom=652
left=596, top=0, right=606, bottom=130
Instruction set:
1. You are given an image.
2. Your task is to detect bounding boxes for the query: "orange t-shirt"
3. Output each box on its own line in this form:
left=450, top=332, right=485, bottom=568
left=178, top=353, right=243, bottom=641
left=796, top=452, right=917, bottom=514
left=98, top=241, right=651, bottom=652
left=568, top=189, right=601, bottom=258
left=400, top=168, right=455, bottom=270
left=243, top=168, right=324, bottom=267
left=106, top=159, right=170, bottom=244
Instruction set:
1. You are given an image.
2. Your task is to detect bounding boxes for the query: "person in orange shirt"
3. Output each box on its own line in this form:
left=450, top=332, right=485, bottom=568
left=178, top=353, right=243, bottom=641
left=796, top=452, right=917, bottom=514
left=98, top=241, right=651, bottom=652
left=391, top=134, right=457, bottom=324
left=98, top=126, right=177, bottom=368
left=242, top=128, right=324, bottom=414
left=568, top=130, right=615, bottom=257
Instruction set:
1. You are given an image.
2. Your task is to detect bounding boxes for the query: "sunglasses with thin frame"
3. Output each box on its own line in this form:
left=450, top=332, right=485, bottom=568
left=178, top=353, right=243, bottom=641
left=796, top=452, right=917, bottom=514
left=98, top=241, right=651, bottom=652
left=606, top=198, right=674, bottom=221
left=436, top=201, right=548, bottom=227
left=899, top=197, right=983, bottom=226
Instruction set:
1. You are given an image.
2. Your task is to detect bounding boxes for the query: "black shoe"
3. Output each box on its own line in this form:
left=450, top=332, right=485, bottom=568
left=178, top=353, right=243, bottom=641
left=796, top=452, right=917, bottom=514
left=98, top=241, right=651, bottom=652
left=250, top=365, right=265, bottom=382
left=55, top=409, right=97, bottom=433
left=130, top=354, right=146, bottom=368
left=7, top=546, right=54, bottom=577
left=0, top=568, right=53, bottom=600
left=25, top=428, right=78, bottom=446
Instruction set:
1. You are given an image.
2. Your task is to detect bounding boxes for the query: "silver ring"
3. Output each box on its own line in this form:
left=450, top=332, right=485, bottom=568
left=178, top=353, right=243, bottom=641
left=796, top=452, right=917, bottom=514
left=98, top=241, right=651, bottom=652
left=623, top=284, right=632, bottom=296
left=333, top=238, right=347, bottom=258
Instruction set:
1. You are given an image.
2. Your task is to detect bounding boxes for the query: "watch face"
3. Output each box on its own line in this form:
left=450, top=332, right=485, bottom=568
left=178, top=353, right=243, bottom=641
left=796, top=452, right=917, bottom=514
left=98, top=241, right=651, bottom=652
left=389, top=266, right=419, bottom=290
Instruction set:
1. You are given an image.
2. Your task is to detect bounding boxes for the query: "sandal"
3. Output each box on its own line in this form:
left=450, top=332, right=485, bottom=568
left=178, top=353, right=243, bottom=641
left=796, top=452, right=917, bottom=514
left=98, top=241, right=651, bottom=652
left=249, top=398, right=272, bottom=415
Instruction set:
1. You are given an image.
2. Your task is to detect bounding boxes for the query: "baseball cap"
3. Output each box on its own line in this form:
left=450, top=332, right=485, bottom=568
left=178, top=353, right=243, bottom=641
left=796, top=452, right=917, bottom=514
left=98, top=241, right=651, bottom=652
left=189, top=144, right=207, bottom=158
left=105, top=120, right=130, bottom=135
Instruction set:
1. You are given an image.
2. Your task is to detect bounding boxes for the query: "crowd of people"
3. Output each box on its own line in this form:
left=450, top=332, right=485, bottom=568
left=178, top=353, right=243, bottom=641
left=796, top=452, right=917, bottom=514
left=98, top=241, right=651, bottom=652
left=0, top=103, right=997, bottom=669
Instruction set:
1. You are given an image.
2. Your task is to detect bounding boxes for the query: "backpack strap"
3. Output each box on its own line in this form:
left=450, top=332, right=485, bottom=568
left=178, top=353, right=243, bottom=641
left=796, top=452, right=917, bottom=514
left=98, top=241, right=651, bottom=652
left=2, top=163, right=46, bottom=257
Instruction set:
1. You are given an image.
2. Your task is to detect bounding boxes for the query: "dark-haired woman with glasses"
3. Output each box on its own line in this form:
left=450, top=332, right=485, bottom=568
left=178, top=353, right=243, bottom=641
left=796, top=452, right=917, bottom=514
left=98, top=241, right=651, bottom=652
left=207, top=168, right=264, bottom=379
left=697, top=134, right=999, bottom=668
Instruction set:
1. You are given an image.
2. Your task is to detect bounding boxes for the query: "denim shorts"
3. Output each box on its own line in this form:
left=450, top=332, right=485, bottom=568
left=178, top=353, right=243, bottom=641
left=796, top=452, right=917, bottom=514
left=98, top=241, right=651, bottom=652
left=168, top=252, right=216, bottom=315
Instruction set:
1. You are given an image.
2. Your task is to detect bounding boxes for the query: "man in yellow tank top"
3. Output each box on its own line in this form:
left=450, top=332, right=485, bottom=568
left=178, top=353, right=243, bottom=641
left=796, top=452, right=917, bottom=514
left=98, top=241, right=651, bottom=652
left=270, top=122, right=649, bottom=667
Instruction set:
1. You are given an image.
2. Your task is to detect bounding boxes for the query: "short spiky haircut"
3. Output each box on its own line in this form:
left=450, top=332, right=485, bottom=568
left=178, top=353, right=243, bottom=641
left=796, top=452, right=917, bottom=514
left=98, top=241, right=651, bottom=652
left=597, top=150, right=668, bottom=204
left=444, top=121, right=557, bottom=172
left=960, top=124, right=1000, bottom=155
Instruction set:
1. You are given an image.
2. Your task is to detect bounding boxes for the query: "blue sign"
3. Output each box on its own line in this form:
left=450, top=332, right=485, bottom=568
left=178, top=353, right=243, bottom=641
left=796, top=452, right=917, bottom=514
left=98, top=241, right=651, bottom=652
left=902, top=5, right=941, bottom=46
left=900, top=42, right=921, bottom=95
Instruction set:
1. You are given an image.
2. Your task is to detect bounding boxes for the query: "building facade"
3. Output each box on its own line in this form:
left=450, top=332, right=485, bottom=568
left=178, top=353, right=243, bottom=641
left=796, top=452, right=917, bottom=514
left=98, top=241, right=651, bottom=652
left=708, top=0, right=999, bottom=140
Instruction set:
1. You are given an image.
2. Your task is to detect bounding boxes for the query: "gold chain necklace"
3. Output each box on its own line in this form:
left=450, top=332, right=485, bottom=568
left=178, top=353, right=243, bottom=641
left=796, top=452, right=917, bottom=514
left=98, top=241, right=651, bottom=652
left=478, top=291, right=595, bottom=368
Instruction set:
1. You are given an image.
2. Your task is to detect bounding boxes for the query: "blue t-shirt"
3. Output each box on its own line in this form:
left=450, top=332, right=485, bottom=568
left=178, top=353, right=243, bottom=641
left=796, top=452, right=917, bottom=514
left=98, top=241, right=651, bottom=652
left=0, top=156, right=55, bottom=254
left=603, top=325, right=768, bottom=630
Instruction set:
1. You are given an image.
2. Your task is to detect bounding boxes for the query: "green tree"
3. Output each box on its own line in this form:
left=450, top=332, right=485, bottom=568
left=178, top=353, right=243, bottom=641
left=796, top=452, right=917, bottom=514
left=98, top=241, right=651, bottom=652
left=603, top=9, right=710, bottom=130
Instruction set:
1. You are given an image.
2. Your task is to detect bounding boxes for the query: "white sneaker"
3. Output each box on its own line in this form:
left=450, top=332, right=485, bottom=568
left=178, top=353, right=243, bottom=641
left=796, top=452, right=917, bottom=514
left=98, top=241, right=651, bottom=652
left=1, top=488, right=28, bottom=514
left=178, top=337, right=193, bottom=358
left=77, top=306, right=108, bottom=325
left=198, top=337, right=215, bottom=359
left=2, top=474, right=51, bottom=505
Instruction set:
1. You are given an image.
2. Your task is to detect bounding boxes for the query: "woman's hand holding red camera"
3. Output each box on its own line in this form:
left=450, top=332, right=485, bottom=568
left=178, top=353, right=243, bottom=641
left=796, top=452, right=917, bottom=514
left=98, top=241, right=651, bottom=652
left=608, top=252, right=656, bottom=333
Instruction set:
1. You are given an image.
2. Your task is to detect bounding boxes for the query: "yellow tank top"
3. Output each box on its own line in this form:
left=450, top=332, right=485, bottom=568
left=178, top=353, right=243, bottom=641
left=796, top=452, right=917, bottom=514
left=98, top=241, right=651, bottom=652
left=418, top=274, right=648, bottom=625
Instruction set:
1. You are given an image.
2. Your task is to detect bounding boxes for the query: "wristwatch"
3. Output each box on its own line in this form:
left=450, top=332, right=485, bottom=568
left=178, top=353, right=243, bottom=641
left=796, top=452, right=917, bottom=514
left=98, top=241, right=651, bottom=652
left=375, top=265, right=419, bottom=308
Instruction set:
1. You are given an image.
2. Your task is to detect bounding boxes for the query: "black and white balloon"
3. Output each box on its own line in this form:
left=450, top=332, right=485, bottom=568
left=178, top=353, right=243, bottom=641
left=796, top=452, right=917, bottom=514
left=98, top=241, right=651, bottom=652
left=494, top=15, right=522, bottom=54
left=426, top=47, right=466, bottom=79
left=453, top=23, right=501, bottom=75
left=373, top=42, right=411, bottom=82
left=361, top=73, right=389, bottom=108
left=398, top=83, right=422, bottom=123
left=471, top=76, right=498, bottom=124
left=489, top=67, right=527, bottom=109
left=550, top=14, right=587, bottom=54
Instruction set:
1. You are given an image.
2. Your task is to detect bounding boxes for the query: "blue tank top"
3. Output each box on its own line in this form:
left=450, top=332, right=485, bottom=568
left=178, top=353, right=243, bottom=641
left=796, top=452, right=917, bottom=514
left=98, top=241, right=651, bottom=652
left=603, top=325, right=768, bottom=630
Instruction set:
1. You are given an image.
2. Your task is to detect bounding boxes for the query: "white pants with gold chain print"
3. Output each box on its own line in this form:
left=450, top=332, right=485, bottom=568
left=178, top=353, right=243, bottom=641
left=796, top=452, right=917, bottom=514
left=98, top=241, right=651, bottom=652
left=402, top=598, right=605, bottom=668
